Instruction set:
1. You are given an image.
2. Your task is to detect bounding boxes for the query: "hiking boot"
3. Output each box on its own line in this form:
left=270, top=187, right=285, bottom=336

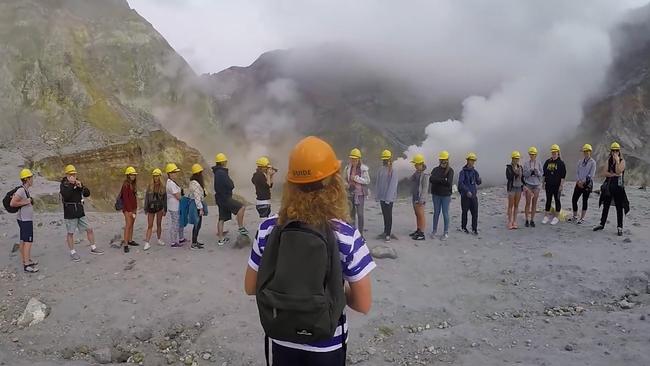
left=123, top=245, right=130, bottom=253
left=143, top=242, right=151, bottom=251
left=191, top=242, right=204, bottom=250
left=170, top=242, right=184, bottom=248
left=70, top=252, right=81, bottom=262
left=542, top=216, right=550, bottom=225
left=525, top=220, right=530, bottom=227
left=617, top=227, right=623, bottom=236
left=90, top=248, right=104, bottom=255
left=128, top=241, right=139, bottom=246
left=24, top=265, right=39, bottom=273
left=550, top=217, right=559, bottom=225
left=593, top=225, right=604, bottom=232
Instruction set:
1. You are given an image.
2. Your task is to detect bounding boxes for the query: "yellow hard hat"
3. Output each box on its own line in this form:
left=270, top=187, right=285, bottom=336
left=466, top=152, right=477, bottom=161
left=528, top=146, right=538, bottom=155
left=124, top=166, right=138, bottom=175
left=64, top=164, right=77, bottom=175
left=582, top=144, right=593, bottom=152
left=20, top=169, right=33, bottom=180
left=191, top=163, right=203, bottom=174
left=215, top=153, right=228, bottom=163
left=610, top=142, right=621, bottom=151
left=511, top=151, right=521, bottom=159
left=256, top=157, right=270, bottom=167
left=550, top=144, right=561, bottom=152
left=152, top=168, right=162, bottom=176
left=165, top=163, right=180, bottom=174
left=349, top=148, right=362, bottom=159
left=380, top=150, right=392, bottom=160
left=411, top=154, right=425, bottom=165
left=438, top=151, right=450, bottom=160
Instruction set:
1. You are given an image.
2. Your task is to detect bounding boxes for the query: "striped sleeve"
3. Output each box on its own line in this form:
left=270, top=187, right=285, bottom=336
left=332, top=220, right=377, bottom=282
left=248, top=216, right=278, bottom=271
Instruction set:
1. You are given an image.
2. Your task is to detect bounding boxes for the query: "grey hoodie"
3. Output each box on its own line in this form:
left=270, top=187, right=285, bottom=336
left=375, top=166, right=399, bottom=203
left=523, top=159, right=543, bottom=186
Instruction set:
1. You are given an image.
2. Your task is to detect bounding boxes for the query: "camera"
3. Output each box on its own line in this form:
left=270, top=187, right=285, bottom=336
left=270, top=166, right=279, bottom=173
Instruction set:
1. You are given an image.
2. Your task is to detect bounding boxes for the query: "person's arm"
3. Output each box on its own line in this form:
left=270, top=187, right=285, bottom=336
left=345, top=276, right=372, bottom=314
left=589, top=160, right=597, bottom=180
left=559, top=161, right=566, bottom=190
left=506, top=166, right=514, bottom=181
left=10, top=188, right=30, bottom=208
left=244, top=266, right=257, bottom=295
left=419, top=173, right=429, bottom=203
left=172, top=183, right=181, bottom=201
left=446, top=168, right=454, bottom=188
left=616, top=158, right=626, bottom=175
left=476, top=170, right=482, bottom=186
left=429, top=169, right=442, bottom=185
left=191, top=182, right=203, bottom=210
left=354, top=166, right=371, bottom=185
left=458, top=170, right=467, bottom=194
left=144, top=189, right=150, bottom=210
left=388, top=170, right=399, bottom=202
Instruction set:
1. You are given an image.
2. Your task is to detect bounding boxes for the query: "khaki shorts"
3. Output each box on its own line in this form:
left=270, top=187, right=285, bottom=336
left=65, top=216, right=91, bottom=234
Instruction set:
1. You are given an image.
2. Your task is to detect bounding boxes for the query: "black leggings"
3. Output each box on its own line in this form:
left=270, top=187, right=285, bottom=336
left=380, top=201, right=393, bottom=236
left=600, top=186, right=624, bottom=228
left=572, top=185, right=590, bottom=212
left=545, top=186, right=561, bottom=212
left=192, top=212, right=202, bottom=244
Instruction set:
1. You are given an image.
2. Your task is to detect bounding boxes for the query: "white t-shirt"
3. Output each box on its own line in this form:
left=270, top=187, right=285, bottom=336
left=166, top=179, right=181, bottom=212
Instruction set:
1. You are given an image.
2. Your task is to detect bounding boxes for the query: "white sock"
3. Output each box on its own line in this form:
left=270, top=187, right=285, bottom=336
left=70, top=249, right=76, bottom=255
left=90, top=244, right=97, bottom=250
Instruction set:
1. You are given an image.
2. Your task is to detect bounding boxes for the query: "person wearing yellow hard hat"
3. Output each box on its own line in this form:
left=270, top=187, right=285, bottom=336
left=594, top=142, right=629, bottom=236
left=244, top=136, right=374, bottom=363
left=8, top=168, right=38, bottom=273
left=252, top=157, right=277, bottom=218
left=143, top=168, right=166, bottom=250
left=186, top=164, right=207, bottom=250
left=59, top=165, right=103, bottom=261
left=118, top=167, right=139, bottom=253
left=375, top=149, right=399, bottom=242
left=541, top=144, right=566, bottom=226
left=344, top=148, right=370, bottom=238
left=506, top=151, right=524, bottom=229
left=522, top=147, right=543, bottom=227
left=212, top=152, right=248, bottom=246
left=165, top=163, right=186, bottom=247
left=458, top=153, right=482, bottom=235
left=409, top=153, right=429, bottom=240
left=429, top=151, right=454, bottom=240
left=569, top=144, right=597, bottom=224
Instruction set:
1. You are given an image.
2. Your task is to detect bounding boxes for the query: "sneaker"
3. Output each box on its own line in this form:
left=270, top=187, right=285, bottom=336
left=384, top=236, right=391, bottom=243
left=90, top=248, right=104, bottom=255
left=550, top=217, right=559, bottom=225
left=568, top=216, right=578, bottom=223
left=25, top=260, right=39, bottom=266
left=412, top=232, right=426, bottom=241
left=440, top=233, right=449, bottom=241
left=472, top=230, right=479, bottom=236
left=128, top=241, right=140, bottom=246
left=179, top=238, right=187, bottom=244
left=70, top=252, right=81, bottom=262
left=143, top=242, right=151, bottom=251
left=542, top=216, right=550, bottom=225
left=170, top=242, right=184, bottom=248
left=123, top=245, right=130, bottom=253
left=409, top=230, right=419, bottom=238
left=617, top=227, right=623, bottom=236
left=217, top=237, right=230, bottom=246
left=157, top=239, right=166, bottom=246
left=191, top=242, right=204, bottom=250
left=593, top=225, right=604, bottom=232
left=530, top=221, right=536, bottom=228
left=238, top=227, right=250, bottom=236
left=577, top=219, right=585, bottom=225
left=461, top=228, right=470, bottom=234
left=24, top=265, right=39, bottom=273
left=525, top=220, right=530, bottom=227
left=429, top=232, right=437, bottom=239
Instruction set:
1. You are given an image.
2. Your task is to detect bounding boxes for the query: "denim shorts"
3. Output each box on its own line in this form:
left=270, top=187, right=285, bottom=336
left=65, top=216, right=91, bottom=234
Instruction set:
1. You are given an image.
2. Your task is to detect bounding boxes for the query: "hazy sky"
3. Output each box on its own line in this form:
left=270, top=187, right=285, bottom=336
left=128, top=0, right=649, bottom=74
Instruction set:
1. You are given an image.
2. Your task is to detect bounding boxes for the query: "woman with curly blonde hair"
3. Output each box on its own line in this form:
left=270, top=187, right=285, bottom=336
left=244, top=136, right=375, bottom=366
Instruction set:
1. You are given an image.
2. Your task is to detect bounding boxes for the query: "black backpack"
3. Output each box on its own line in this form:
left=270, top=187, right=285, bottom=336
left=3, top=186, right=26, bottom=214
left=255, top=220, right=346, bottom=344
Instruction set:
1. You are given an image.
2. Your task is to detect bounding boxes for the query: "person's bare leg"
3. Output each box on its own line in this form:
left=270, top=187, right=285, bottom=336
left=146, top=213, right=154, bottom=243
left=24, top=242, right=33, bottom=263
left=524, top=192, right=531, bottom=221
left=123, top=212, right=129, bottom=246
left=513, top=193, right=521, bottom=225
left=236, top=207, right=245, bottom=229
left=130, top=214, right=136, bottom=242
left=531, top=191, right=539, bottom=221
left=507, top=196, right=514, bottom=226
left=580, top=210, right=587, bottom=220
left=156, top=212, right=163, bottom=240
left=67, top=233, right=75, bottom=250
left=217, top=220, right=225, bottom=240
left=86, top=229, right=96, bottom=246
left=19, top=242, right=26, bottom=265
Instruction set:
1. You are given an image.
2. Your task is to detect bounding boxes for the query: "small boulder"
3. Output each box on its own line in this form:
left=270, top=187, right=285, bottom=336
left=17, top=297, right=50, bottom=327
left=92, top=347, right=112, bottom=364
left=619, top=299, right=634, bottom=309
left=370, top=245, right=398, bottom=259
left=134, top=327, right=153, bottom=341
left=61, top=348, right=75, bottom=360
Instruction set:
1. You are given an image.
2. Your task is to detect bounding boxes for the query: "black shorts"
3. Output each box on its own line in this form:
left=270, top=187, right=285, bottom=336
left=17, top=220, right=33, bottom=243
left=217, top=197, right=243, bottom=222
left=256, top=204, right=271, bottom=218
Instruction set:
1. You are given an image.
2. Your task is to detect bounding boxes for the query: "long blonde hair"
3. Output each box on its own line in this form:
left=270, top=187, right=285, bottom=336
left=148, top=176, right=164, bottom=194
left=278, top=173, right=350, bottom=227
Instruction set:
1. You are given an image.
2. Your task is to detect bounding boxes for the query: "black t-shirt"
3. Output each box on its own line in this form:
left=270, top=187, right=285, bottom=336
left=252, top=171, right=272, bottom=201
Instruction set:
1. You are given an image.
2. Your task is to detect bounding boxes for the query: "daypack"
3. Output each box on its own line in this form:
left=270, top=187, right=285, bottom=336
left=255, top=220, right=346, bottom=344
left=3, top=186, right=27, bottom=214
left=114, top=193, right=124, bottom=211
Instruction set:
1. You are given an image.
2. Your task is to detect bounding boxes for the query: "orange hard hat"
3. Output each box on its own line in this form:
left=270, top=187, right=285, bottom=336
left=287, top=136, right=341, bottom=184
